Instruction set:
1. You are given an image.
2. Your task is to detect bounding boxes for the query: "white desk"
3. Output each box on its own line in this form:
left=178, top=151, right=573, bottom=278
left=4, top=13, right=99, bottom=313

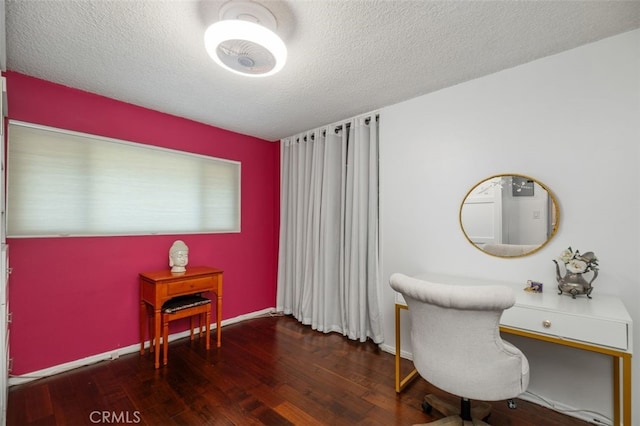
left=394, top=272, right=633, bottom=426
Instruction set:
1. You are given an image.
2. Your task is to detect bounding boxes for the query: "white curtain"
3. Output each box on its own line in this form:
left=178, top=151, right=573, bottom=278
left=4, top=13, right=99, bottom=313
left=277, top=114, right=382, bottom=343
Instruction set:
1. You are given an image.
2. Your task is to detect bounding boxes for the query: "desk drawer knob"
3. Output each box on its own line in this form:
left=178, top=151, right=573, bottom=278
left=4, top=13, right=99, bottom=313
left=542, top=320, right=552, bottom=328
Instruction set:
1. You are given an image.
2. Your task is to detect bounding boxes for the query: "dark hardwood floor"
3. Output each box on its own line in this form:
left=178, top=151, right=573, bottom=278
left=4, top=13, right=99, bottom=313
left=8, top=314, right=591, bottom=426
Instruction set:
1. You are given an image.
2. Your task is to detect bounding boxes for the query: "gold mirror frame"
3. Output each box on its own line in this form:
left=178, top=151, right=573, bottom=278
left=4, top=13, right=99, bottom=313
left=459, top=174, right=560, bottom=258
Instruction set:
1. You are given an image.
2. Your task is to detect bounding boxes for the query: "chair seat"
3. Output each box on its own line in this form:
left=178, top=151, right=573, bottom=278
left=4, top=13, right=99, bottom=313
left=162, top=295, right=211, bottom=314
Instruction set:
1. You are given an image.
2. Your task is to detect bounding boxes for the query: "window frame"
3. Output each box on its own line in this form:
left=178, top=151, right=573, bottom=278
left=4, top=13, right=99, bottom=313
left=6, top=120, right=241, bottom=238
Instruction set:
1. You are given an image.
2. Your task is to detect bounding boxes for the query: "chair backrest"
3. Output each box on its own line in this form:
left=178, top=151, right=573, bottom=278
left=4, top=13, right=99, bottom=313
left=390, top=273, right=529, bottom=401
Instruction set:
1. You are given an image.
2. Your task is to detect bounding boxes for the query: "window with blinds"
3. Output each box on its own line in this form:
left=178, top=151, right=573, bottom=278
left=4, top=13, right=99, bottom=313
left=7, top=121, right=241, bottom=237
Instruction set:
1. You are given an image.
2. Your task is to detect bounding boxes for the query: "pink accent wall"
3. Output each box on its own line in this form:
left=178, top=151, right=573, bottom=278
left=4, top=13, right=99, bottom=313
left=4, top=72, right=280, bottom=375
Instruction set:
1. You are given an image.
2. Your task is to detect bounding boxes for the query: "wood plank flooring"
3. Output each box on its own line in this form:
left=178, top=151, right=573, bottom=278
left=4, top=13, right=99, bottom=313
left=7, top=314, right=591, bottom=425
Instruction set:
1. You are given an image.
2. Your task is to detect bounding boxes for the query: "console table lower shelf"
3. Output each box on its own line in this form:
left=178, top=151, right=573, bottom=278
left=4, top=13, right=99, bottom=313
left=394, top=302, right=632, bottom=426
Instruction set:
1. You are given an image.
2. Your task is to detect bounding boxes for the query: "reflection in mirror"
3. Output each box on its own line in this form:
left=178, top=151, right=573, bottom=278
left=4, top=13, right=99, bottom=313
left=459, top=174, right=559, bottom=258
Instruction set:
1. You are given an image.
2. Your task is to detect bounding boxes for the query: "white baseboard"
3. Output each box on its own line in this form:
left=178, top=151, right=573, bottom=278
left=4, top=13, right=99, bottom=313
left=518, top=391, right=611, bottom=425
left=8, top=307, right=276, bottom=387
left=379, top=342, right=413, bottom=360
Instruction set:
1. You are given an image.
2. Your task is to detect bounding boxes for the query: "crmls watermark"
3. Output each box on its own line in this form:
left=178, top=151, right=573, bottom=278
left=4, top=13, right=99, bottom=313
left=89, top=411, right=141, bottom=424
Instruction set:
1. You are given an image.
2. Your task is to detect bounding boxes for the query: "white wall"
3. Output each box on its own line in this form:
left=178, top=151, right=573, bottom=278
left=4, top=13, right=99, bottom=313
left=379, top=29, right=640, bottom=423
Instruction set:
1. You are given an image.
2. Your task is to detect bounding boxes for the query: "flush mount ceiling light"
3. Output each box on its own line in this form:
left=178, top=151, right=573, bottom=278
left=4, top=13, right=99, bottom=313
left=204, top=1, right=287, bottom=77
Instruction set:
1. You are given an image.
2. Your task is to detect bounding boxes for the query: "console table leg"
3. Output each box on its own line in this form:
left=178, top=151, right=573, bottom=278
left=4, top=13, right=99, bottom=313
left=611, top=353, right=632, bottom=426
left=216, top=295, right=222, bottom=347
left=395, top=303, right=401, bottom=392
left=395, top=303, right=419, bottom=392
left=154, top=310, right=161, bottom=369
left=613, top=356, right=620, bottom=426
left=139, top=301, right=146, bottom=355
left=622, top=354, right=631, bottom=426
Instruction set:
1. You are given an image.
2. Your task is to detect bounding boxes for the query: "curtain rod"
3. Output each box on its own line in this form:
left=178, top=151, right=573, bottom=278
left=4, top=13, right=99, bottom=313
left=295, top=114, right=379, bottom=142
left=322, top=114, right=379, bottom=140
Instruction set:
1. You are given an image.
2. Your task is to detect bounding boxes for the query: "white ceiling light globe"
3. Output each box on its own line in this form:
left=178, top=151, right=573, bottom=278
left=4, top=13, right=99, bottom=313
left=204, top=19, right=287, bottom=77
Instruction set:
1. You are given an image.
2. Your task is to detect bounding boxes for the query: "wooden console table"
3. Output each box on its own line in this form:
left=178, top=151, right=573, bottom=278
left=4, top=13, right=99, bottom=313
left=394, top=272, right=633, bottom=426
left=139, top=266, right=223, bottom=368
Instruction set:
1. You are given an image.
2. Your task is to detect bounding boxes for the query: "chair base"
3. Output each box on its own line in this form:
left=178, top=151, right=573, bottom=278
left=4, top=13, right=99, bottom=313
left=414, top=417, right=490, bottom=426
left=416, top=394, right=491, bottom=426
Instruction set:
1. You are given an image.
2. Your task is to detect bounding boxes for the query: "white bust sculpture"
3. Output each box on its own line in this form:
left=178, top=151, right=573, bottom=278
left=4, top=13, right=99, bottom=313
left=169, top=240, right=189, bottom=273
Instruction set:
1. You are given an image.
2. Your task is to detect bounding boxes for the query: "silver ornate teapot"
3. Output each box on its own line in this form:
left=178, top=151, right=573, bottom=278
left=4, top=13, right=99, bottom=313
left=553, top=248, right=598, bottom=299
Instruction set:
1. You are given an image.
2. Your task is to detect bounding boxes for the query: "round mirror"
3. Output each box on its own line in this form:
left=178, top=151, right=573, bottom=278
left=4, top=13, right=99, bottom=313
left=459, top=174, right=559, bottom=258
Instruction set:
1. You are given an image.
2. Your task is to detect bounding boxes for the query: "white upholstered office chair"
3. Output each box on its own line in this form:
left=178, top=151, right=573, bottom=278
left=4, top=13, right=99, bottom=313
left=390, top=273, right=529, bottom=425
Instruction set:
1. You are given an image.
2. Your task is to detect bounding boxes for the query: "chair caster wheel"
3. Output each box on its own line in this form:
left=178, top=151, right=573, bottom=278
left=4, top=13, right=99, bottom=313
left=421, top=401, right=433, bottom=414
left=507, top=399, right=517, bottom=409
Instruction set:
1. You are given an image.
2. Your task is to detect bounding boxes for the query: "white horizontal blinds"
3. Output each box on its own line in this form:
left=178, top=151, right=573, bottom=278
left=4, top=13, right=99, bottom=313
left=7, top=122, right=240, bottom=237
left=200, top=159, right=240, bottom=230
left=8, top=125, right=90, bottom=235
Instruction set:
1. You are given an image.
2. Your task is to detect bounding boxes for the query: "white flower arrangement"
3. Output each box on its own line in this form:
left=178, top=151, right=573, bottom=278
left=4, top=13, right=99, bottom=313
left=557, top=247, right=598, bottom=274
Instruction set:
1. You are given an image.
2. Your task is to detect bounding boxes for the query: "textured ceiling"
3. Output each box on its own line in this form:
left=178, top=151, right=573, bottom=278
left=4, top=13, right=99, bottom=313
left=4, top=0, right=640, bottom=141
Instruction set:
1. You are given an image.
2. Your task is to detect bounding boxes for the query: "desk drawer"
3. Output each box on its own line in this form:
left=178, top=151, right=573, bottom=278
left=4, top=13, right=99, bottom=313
left=167, top=277, right=213, bottom=296
left=501, top=306, right=628, bottom=350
